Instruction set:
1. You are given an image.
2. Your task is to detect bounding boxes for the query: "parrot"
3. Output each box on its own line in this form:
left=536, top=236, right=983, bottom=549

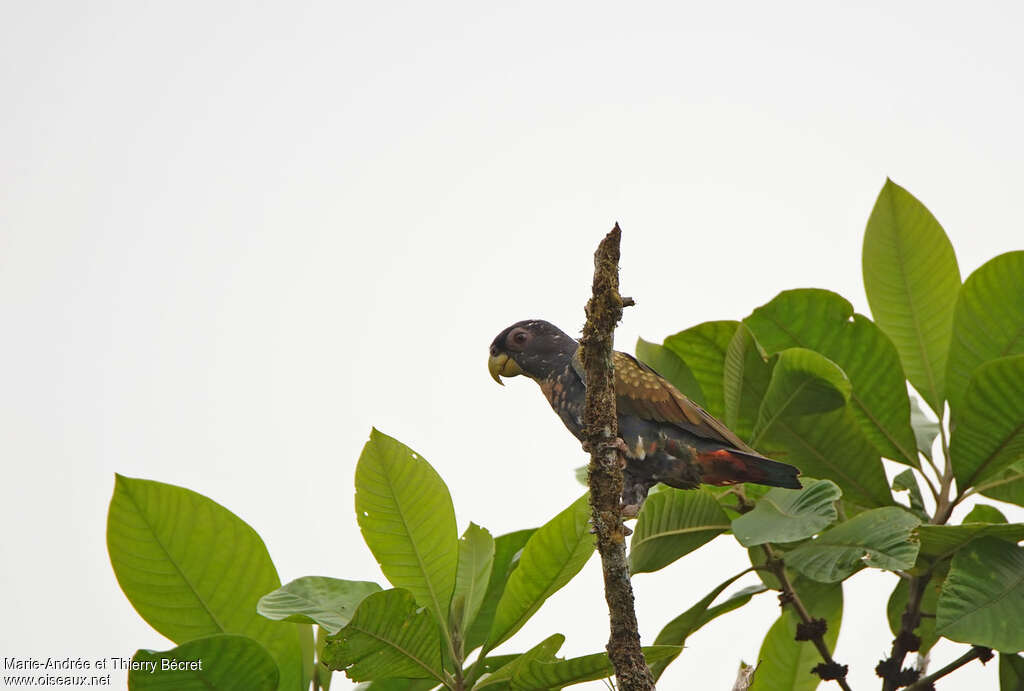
left=488, top=319, right=801, bottom=512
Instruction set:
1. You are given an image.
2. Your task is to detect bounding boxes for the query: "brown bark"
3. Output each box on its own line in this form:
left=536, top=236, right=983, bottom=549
left=580, top=224, right=655, bottom=691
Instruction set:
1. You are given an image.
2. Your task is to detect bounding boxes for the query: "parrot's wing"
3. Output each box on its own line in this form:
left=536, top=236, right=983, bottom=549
left=571, top=347, right=758, bottom=454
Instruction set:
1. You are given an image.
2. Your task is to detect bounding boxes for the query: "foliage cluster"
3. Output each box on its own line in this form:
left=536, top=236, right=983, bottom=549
left=107, top=180, right=1024, bottom=690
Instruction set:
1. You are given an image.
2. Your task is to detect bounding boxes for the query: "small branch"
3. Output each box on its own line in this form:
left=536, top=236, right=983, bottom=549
left=932, top=413, right=955, bottom=524
left=760, top=545, right=852, bottom=691
left=877, top=573, right=932, bottom=691
left=581, top=224, right=654, bottom=691
left=904, top=646, right=992, bottom=690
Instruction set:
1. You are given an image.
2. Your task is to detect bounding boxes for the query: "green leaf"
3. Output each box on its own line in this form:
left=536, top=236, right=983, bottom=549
left=314, top=627, right=333, bottom=691
left=892, top=469, right=927, bottom=518
left=723, top=323, right=772, bottom=439
left=785, top=507, right=920, bottom=582
left=465, top=529, right=535, bottom=654
left=758, top=406, right=892, bottom=507
left=751, top=348, right=851, bottom=446
left=651, top=572, right=767, bottom=681
left=947, top=251, right=1024, bottom=416
left=965, top=504, right=1007, bottom=524
left=937, top=537, right=1024, bottom=652
left=451, top=523, right=495, bottom=655
left=980, top=460, right=1024, bottom=508
left=731, top=479, right=841, bottom=547
left=321, top=589, right=444, bottom=683
left=886, top=576, right=942, bottom=656
left=862, top=179, right=961, bottom=415
left=750, top=578, right=843, bottom=691
left=629, top=488, right=730, bottom=574
left=257, top=577, right=381, bottom=635
left=909, top=396, right=940, bottom=461
left=355, top=429, right=458, bottom=639
left=475, top=634, right=565, bottom=689
left=951, top=355, right=1024, bottom=490
left=129, top=635, right=279, bottom=691
left=636, top=336, right=705, bottom=405
left=663, top=320, right=739, bottom=419
left=917, top=523, right=1024, bottom=561
left=353, top=680, right=438, bottom=691
left=106, top=475, right=306, bottom=691
left=486, top=495, right=593, bottom=650
left=746, top=288, right=920, bottom=467
left=1000, top=653, right=1024, bottom=690
left=514, top=646, right=681, bottom=689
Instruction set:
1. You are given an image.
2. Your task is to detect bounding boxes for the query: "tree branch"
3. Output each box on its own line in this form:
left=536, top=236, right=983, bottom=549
left=581, top=223, right=654, bottom=691
left=761, top=544, right=852, bottom=691
left=903, top=646, right=992, bottom=690
left=877, top=572, right=931, bottom=691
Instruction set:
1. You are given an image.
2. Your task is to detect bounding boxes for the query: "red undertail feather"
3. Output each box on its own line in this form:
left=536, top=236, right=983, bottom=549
left=696, top=449, right=802, bottom=489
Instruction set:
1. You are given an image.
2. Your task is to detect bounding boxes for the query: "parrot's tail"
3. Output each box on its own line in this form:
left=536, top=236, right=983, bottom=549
left=696, top=448, right=802, bottom=489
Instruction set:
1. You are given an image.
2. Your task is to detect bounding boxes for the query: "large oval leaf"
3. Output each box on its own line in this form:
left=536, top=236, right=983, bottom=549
left=1001, top=654, right=1024, bottom=689
left=947, top=251, right=1024, bottom=416
left=746, top=288, right=920, bottom=467
left=513, top=646, right=680, bottom=689
left=635, top=336, right=705, bottom=405
left=486, top=495, right=593, bottom=650
left=936, top=537, right=1024, bottom=652
left=951, top=355, right=1024, bottom=491
left=758, top=406, right=892, bottom=508
left=629, top=488, right=730, bottom=574
left=321, top=589, right=445, bottom=683
left=750, top=348, right=851, bottom=446
left=723, top=323, right=772, bottom=440
left=784, top=507, right=920, bottom=583
left=862, top=179, right=961, bottom=415
left=651, top=572, right=767, bottom=681
left=258, top=577, right=382, bottom=635
left=465, top=529, right=535, bottom=654
left=129, top=634, right=279, bottom=691
left=451, top=523, right=495, bottom=655
left=917, top=523, right=1024, bottom=562
left=732, top=479, right=841, bottom=547
left=980, top=460, right=1024, bottom=508
left=750, top=578, right=843, bottom=691
left=663, top=320, right=739, bottom=420
left=106, top=475, right=306, bottom=691
left=475, top=634, right=565, bottom=688
left=355, top=429, right=458, bottom=636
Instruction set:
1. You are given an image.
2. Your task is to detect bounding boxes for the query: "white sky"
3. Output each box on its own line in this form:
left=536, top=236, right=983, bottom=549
left=2, top=2, right=1022, bottom=689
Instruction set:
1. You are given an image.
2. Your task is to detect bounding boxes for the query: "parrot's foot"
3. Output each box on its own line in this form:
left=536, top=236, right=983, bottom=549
left=589, top=520, right=634, bottom=536
left=581, top=438, right=630, bottom=459
left=620, top=503, right=641, bottom=519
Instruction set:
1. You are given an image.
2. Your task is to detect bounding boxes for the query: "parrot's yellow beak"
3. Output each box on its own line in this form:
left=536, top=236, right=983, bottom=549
left=488, top=353, right=523, bottom=385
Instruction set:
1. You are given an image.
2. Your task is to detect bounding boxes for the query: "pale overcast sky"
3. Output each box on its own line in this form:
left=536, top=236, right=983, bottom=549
left=2, top=2, right=1022, bottom=689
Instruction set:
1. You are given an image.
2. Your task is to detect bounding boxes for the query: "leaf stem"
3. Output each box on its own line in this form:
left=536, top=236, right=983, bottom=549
left=903, top=646, right=993, bottom=690
left=760, top=544, right=852, bottom=691
left=932, top=412, right=956, bottom=524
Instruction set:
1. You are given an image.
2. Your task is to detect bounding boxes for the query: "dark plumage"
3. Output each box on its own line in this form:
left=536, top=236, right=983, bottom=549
left=488, top=319, right=801, bottom=509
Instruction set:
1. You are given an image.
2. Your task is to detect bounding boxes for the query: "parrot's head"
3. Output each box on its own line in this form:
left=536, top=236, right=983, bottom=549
left=488, top=320, right=578, bottom=385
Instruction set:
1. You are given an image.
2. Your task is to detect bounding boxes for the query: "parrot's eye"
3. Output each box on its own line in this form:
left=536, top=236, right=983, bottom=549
left=508, top=330, right=530, bottom=348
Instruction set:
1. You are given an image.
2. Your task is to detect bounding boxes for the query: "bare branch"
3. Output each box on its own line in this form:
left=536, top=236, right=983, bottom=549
left=581, top=223, right=654, bottom=691
left=761, top=545, right=852, bottom=691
